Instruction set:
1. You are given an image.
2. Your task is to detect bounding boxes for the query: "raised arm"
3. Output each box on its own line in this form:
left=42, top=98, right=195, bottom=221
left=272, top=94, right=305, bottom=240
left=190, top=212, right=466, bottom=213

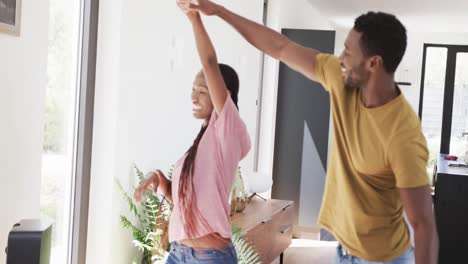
left=178, top=2, right=228, bottom=115
left=182, top=0, right=320, bottom=81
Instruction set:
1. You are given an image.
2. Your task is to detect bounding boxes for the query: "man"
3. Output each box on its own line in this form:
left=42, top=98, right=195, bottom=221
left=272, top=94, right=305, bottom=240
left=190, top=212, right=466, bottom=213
left=178, top=1, right=439, bottom=263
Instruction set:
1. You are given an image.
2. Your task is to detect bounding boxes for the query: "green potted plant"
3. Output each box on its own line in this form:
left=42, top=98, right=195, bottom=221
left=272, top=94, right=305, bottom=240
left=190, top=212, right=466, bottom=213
left=117, top=164, right=261, bottom=264
left=116, top=165, right=172, bottom=264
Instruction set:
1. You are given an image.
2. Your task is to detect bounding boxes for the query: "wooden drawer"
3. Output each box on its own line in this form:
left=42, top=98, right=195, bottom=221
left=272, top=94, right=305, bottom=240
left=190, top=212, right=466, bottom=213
left=236, top=200, right=294, bottom=264
left=270, top=203, right=294, bottom=260
left=243, top=219, right=275, bottom=263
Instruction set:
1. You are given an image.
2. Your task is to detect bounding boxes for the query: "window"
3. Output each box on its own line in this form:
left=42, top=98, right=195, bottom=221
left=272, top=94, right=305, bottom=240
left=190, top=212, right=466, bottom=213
left=40, top=0, right=97, bottom=263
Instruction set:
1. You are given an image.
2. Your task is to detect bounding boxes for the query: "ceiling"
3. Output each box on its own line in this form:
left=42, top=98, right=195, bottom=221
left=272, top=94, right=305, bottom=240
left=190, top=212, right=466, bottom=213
left=306, top=0, right=468, bottom=32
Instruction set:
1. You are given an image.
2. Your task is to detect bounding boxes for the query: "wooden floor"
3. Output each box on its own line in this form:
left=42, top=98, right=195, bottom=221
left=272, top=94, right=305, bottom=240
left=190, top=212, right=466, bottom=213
left=270, top=239, right=338, bottom=264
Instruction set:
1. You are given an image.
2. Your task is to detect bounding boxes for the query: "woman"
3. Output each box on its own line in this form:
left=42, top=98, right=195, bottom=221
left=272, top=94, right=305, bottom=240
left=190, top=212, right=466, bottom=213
left=134, top=2, right=251, bottom=263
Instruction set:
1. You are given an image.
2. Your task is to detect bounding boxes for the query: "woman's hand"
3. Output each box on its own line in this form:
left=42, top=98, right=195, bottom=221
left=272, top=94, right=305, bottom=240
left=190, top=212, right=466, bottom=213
left=176, top=0, right=200, bottom=22
left=134, top=170, right=160, bottom=202
left=178, top=0, right=220, bottom=16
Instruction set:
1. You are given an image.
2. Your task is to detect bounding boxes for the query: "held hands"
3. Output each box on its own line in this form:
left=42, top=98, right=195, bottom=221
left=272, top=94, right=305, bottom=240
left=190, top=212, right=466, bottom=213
left=177, top=0, right=199, bottom=21
left=176, top=0, right=219, bottom=17
left=133, top=170, right=161, bottom=202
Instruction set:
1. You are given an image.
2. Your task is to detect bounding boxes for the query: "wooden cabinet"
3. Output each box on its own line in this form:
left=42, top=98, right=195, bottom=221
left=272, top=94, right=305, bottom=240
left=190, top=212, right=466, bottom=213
left=231, top=199, right=294, bottom=264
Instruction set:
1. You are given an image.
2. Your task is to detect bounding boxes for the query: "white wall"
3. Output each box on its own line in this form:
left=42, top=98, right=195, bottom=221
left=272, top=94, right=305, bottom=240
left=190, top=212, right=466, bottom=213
left=87, top=0, right=263, bottom=263
left=86, top=0, right=125, bottom=262
left=0, top=0, right=49, bottom=262
left=257, top=0, right=334, bottom=180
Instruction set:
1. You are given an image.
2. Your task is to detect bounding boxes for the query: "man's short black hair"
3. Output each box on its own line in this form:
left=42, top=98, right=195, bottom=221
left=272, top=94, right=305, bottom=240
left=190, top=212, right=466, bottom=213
left=354, top=12, right=407, bottom=73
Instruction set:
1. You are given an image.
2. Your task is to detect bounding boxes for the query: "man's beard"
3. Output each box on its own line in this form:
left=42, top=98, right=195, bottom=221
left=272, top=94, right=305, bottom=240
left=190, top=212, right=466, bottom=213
left=344, top=72, right=362, bottom=90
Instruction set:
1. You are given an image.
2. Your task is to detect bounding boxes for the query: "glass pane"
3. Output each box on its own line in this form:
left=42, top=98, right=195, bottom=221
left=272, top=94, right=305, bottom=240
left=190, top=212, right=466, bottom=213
left=421, top=47, right=448, bottom=182
left=450, top=53, right=468, bottom=157
left=40, top=0, right=81, bottom=263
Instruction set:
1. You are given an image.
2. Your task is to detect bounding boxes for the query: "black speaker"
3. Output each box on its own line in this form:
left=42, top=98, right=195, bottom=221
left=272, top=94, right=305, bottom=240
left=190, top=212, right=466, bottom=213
left=5, top=219, right=52, bottom=264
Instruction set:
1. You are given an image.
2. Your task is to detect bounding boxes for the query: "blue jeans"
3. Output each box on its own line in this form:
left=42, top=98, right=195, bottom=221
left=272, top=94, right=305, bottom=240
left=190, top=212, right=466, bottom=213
left=334, top=244, right=414, bottom=264
left=166, top=241, right=238, bottom=264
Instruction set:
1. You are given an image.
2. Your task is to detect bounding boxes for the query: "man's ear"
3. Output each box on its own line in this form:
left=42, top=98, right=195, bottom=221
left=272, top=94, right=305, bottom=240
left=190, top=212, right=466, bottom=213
left=368, top=55, right=383, bottom=73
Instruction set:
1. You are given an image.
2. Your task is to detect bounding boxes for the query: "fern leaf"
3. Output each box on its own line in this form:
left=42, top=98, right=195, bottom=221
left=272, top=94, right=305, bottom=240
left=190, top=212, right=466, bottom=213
left=115, top=179, right=139, bottom=217
left=133, top=163, right=145, bottom=182
left=232, top=234, right=261, bottom=264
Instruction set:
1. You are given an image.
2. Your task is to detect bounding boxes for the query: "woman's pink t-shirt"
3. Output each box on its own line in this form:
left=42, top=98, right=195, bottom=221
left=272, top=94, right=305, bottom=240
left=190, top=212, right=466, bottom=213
left=168, top=95, right=251, bottom=242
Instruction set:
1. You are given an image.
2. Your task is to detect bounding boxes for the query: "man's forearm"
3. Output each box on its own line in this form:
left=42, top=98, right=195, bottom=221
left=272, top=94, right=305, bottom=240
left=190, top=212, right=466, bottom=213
left=214, top=4, right=288, bottom=59
left=414, top=223, right=438, bottom=264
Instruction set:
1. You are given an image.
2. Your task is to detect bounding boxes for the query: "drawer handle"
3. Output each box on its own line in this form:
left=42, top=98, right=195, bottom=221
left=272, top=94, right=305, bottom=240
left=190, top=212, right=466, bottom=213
left=282, top=204, right=292, bottom=211
left=261, top=217, right=272, bottom=224
left=280, top=226, right=291, bottom=234
left=240, top=231, right=247, bottom=238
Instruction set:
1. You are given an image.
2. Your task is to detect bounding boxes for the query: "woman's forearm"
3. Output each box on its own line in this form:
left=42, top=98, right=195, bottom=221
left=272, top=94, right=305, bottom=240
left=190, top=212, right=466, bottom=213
left=191, top=14, right=218, bottom=67
left=157, top=172, right=173, bottom=203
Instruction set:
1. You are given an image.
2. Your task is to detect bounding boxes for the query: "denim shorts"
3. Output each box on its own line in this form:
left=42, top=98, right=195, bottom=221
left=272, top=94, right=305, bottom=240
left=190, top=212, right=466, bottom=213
left=166, top=241, right=238, bottom=264
left=334, top=244, right=414, bottom=264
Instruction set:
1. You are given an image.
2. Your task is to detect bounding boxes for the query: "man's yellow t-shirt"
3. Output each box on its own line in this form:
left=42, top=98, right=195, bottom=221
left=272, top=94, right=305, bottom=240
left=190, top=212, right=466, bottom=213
left=315, top=54, right=430, bottom=261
